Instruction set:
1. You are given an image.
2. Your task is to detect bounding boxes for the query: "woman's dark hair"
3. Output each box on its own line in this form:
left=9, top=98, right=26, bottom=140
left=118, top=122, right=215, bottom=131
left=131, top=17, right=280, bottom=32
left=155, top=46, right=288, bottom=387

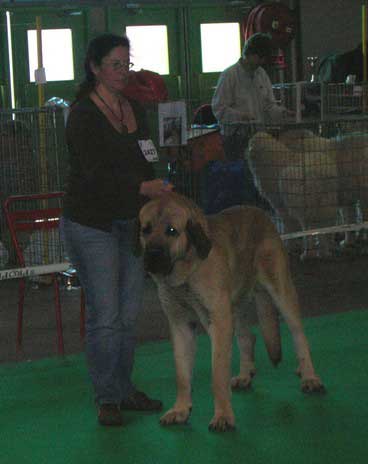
left=74, top=33, right=130, bottom=103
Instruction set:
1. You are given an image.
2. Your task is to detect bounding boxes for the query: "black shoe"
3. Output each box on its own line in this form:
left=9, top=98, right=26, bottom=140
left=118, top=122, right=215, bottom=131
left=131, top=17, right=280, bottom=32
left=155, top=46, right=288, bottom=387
left=120, top=390, right=163, bottom=411
left=98, top=404, right=123, bottom=426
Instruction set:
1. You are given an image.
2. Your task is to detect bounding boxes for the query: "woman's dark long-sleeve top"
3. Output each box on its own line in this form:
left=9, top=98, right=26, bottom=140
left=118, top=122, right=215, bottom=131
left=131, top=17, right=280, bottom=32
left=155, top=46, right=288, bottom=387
left=63, top=97, right=155, bottom=231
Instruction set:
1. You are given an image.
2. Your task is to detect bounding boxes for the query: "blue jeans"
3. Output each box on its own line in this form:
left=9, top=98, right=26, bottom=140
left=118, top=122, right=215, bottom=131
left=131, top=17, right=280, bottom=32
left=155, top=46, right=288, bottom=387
left=60, top=217, right=145, bottom=406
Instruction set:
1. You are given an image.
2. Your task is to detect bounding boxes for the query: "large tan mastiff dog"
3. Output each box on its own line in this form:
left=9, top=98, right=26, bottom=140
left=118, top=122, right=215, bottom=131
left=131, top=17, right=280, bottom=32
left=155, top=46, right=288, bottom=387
left=136, top=192, right=325, bottom=431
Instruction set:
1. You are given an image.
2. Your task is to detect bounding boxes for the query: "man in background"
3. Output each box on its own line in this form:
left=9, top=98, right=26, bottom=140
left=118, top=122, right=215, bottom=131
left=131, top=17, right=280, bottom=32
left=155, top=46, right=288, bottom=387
left=211, top=33, right=292, bottom=209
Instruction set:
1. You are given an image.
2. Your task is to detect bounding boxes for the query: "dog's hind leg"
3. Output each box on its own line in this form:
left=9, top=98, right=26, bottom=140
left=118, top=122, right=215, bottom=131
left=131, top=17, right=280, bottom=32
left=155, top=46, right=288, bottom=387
left=231, top=308, right=257, bottom=391
left=254, top=288, right=282, bottom=366
left=255, top=238, right=325, bottom=393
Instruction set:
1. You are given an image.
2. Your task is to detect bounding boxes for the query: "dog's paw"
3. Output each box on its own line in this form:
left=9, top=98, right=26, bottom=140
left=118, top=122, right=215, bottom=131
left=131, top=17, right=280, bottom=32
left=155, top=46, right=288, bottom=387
left=301, top=377, right=326, bottom=394
left=208, top=413, right=236, bottom=432
left=231, top=375, right=253, bottom=391
left=159, top=408, right=191, bottom=426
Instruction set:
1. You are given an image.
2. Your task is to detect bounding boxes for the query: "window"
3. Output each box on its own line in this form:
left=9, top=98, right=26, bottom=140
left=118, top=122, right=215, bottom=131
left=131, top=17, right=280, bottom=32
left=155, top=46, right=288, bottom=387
left=200, top=23, right=241, bottom=73
left=27, top=29, right=74, bottom=82
left=126, top=25, right=169, bottom=75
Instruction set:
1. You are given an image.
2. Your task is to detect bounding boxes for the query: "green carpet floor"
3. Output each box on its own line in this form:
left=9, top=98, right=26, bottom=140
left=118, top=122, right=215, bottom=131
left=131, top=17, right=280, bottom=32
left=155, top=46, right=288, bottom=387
left=0, top=310, right=367, bottom=464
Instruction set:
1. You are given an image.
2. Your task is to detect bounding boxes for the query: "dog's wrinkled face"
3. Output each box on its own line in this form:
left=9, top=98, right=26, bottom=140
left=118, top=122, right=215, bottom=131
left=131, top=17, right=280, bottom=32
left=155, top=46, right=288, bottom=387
left=140, top=201, right=188, bottom=275
left=137, top=194, right=212, bottom=277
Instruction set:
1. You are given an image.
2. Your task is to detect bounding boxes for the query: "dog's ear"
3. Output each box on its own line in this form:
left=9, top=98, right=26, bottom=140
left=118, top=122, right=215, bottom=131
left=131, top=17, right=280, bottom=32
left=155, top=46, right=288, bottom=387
left=186, top=220, right=212, bottom=260
left=132, top=217, right=142, bottom=257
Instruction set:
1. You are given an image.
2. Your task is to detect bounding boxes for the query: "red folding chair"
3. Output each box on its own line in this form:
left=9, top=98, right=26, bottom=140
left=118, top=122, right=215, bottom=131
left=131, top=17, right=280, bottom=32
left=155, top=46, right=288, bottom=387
left=3, top=192, right=85, bottom=356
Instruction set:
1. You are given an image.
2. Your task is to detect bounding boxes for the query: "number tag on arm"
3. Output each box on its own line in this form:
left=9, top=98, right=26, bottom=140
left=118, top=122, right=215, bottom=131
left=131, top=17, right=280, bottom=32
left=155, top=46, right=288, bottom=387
left=138, top=139, right=159, bottom=162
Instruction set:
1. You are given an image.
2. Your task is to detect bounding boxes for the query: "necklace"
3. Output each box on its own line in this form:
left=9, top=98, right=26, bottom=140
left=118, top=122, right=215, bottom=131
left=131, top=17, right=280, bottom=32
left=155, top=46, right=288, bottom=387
left=94, top=90, right=128, bottom=134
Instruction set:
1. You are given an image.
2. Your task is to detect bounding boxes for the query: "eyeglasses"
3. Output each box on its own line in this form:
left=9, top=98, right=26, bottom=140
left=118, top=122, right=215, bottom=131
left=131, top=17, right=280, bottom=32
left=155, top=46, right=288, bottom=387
left=103, top=60, right=134, bottom=71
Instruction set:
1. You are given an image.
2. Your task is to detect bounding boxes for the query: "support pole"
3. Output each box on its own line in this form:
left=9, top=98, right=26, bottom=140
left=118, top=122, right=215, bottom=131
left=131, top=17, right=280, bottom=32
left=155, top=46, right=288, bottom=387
left=36, top=16, right=50, bottom=263
left=36, top=16, right=45, bottom=107
left=362, top=5, right=367, bottom=112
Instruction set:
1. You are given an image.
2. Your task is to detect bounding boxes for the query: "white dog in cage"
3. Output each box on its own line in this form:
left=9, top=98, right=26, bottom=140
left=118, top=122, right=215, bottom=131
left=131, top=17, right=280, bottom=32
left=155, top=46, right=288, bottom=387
left=248, top=130, right=339, bottom=258
left=282, top=129, right=368, bottom=245
left=335, top=132, right=368, bottom=225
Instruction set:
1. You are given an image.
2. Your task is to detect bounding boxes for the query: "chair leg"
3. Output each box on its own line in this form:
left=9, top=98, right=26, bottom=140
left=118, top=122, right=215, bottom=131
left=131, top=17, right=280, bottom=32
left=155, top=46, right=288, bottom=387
left=16, top=278, right=26, bottom=355
left=53, top=274, right=65, bottom=356
left=80, top=289, right=86, bottom=340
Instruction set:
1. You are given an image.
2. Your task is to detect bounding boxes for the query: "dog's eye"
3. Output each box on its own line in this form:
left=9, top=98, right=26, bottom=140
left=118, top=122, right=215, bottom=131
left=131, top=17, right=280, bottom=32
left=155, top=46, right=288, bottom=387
left=142, top=223, right=152, bottom=235
left=166, top=225, right=178, bottom=237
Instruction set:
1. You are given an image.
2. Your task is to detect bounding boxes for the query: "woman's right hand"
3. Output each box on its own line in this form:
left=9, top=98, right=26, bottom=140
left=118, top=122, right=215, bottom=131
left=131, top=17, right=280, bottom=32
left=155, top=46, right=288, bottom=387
left=140, top=178, right=174, bottom=199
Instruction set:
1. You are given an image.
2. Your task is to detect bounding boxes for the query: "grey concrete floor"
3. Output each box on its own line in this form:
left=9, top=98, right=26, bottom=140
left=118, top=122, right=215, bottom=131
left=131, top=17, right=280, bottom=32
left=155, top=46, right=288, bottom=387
left=1, top=252, right=367, bottom=364
left=0, top=273, right=169, bottom=364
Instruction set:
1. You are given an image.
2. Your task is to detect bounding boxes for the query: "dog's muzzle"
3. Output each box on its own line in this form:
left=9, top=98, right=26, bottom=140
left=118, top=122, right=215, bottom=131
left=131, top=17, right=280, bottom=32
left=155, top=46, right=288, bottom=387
left=143, top=245, right=173, bottom=276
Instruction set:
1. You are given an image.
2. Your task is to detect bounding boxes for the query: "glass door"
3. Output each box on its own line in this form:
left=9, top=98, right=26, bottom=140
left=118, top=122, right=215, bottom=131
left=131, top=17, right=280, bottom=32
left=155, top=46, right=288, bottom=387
left=186, top=5, right=243, bottom=108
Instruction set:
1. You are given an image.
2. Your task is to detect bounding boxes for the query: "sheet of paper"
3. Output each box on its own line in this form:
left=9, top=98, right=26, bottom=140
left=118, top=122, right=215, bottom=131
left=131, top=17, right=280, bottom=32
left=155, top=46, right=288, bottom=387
left=158, top=101, right=188, bottom=147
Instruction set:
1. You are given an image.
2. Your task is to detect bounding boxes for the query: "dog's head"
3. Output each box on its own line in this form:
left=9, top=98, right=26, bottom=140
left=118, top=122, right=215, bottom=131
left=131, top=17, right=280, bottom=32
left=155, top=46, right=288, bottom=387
left=134, top=192, right=212, bottom=277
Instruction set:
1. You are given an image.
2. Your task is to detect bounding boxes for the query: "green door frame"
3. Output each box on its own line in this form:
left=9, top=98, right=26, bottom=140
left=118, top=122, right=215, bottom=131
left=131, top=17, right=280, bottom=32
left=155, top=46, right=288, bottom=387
left=8, top=7, right=89, bottom=107
left=2, top=3, right=245, bottom=109
left=107, top=3, right=244, bottom=109
left=0, top=10, right=10, bottom=107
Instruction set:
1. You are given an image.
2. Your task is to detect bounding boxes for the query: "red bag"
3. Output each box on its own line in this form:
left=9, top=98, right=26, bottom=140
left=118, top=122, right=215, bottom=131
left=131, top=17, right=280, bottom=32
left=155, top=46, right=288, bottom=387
left=122, top=69, right=168, bottom=104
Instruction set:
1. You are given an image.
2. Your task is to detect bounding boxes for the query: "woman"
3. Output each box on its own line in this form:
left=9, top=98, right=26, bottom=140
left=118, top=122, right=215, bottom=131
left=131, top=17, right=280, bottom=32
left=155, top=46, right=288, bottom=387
left=60, top=33, right=173, bottom=427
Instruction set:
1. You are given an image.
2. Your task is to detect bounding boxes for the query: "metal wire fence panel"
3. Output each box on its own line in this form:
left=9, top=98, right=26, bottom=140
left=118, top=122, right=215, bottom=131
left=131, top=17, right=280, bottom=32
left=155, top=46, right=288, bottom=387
left=168, top=114, right=368, bottom=257
left=0, top=107, right=68, bottom=196
left=272, top=82, right=368, bottom=121
left=323, top=83, right=368, bottom=117
left=2, top=102, right=368, bottom=272
left=0, top=108, right=68, bottom=273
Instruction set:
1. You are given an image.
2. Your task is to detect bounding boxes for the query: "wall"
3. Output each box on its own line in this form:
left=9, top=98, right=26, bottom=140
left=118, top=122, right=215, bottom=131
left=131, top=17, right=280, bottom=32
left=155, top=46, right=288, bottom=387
left=299, top=0, right=364, bottom=80
left=1, top=0, right=365, bottom=98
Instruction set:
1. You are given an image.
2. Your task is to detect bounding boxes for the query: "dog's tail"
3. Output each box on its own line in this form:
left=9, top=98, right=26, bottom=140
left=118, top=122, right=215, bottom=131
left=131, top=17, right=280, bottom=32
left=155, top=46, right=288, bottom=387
left=255, top=290, right=282, bottom=366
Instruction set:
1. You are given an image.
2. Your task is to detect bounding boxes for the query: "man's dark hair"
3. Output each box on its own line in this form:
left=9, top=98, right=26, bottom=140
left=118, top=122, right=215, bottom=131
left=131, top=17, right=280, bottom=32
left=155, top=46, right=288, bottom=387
left=242, top=33, right=274, bottom=59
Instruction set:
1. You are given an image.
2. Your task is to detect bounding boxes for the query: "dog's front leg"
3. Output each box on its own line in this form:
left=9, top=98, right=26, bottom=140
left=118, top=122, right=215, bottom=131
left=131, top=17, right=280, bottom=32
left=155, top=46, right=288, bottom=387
left=208, top=306, right=235, bottom=432
left=160, top=318, right=196, bottom=426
